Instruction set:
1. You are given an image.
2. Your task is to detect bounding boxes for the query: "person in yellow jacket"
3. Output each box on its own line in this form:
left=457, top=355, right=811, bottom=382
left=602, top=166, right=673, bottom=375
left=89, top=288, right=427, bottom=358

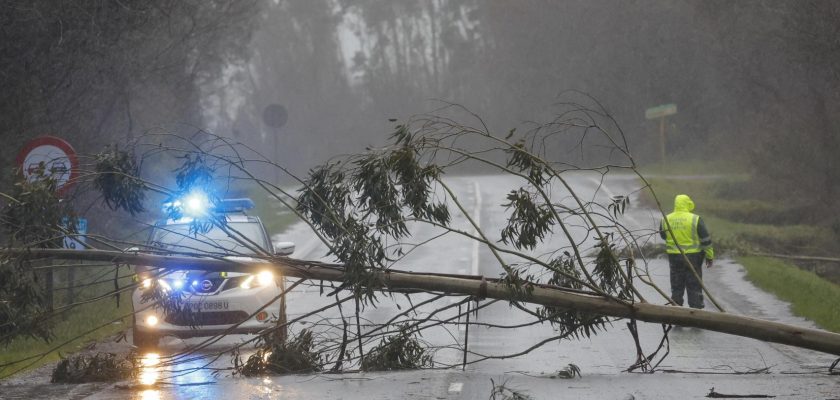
left=659, top=194, right=714, bottom=309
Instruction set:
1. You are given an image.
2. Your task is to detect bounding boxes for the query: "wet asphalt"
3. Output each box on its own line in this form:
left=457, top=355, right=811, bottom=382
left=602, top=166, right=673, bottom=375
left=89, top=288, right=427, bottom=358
left=2, top=173, right=838, bottom=399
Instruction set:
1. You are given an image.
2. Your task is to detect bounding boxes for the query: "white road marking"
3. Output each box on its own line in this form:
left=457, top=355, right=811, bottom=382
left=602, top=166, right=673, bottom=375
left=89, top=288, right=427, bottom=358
left=448, top=382, right=463, bottom=393
left=586, top=175, right=640, bottom=228
left=471, top=181, right=481, bottom=276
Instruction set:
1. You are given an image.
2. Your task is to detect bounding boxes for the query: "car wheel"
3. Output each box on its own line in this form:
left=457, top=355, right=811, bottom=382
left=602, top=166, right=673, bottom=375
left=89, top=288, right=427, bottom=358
left=132, top=316, right=159, bottom=350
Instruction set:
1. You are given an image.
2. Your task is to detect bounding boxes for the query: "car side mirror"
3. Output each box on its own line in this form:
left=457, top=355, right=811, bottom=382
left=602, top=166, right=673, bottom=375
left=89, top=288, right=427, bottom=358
left=272, top=241, right=295, bottom=256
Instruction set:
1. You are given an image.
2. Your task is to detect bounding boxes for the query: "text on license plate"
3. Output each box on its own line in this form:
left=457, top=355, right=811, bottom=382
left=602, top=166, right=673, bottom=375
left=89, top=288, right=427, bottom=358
left=186, top=301, right=229, bottom=311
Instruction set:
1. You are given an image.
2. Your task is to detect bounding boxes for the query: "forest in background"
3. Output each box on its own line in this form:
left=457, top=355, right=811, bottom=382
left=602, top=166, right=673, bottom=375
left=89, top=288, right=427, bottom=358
left=2, top=0, right=840, bottom=229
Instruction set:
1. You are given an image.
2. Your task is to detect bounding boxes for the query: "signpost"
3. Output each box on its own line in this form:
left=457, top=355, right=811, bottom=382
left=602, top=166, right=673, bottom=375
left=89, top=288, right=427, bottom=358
left=16, top=136, right=82, bottom=249
left=16, top=136, right=81, bottom=306
left=261, top=104, right=290, bottom=341
left=15, top=136, right=78, bottom=195
left=62, top=217, right=88, bottom=250
left=61, top=217, right=87, bottom=302
left=262, top=103, right=288, bottom=185
left=645, top=103, right=677, bottom=165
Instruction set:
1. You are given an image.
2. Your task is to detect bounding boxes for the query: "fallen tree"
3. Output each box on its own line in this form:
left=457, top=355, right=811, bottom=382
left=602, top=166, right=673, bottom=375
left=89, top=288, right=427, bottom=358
left=3, top=98, right=838, bottom=381
left=8, top=248, right=840, bottom=356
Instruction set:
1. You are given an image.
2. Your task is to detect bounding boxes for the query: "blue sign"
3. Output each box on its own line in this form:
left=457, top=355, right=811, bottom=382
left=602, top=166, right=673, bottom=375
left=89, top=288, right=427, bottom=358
left=62, top=217, right=87, bottom=250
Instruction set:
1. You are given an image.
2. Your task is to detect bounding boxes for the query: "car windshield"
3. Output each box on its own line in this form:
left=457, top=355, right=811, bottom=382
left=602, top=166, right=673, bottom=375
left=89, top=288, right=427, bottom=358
left=149, top=221, right=267, bottom=255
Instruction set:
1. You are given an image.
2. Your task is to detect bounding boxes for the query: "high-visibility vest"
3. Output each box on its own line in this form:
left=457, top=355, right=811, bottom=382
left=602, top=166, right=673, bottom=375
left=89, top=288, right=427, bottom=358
left=662, top=211, right=702, bottom=254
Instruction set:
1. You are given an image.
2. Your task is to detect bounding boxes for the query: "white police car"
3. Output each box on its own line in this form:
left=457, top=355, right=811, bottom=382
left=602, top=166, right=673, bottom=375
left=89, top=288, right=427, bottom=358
left=131, top=196, right=294, bottom=348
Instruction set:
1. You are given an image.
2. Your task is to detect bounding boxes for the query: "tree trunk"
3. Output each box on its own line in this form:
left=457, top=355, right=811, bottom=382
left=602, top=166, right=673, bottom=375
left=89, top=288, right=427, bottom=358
left=11, top=248, right=840, bottom=356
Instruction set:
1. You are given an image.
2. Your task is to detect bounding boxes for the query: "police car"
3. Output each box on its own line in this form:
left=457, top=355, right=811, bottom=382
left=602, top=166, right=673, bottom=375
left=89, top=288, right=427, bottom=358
left=131, top=195, right=294, bottom=348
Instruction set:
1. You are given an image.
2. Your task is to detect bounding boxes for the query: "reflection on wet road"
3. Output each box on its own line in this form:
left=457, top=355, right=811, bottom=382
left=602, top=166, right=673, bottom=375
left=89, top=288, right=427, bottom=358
left=2, top=173, right=838, bottom=399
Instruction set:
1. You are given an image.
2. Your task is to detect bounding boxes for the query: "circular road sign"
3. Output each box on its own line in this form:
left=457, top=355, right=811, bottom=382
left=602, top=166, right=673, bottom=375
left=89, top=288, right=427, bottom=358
left=262, top=104, right=288, bottom=129
left=15, top=136, right=78, bottom=194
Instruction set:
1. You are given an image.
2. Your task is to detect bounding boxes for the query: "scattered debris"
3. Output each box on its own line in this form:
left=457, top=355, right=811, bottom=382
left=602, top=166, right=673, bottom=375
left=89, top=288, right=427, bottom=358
left=489, top=378, right=534, bottom=400
left=706, top=387, right=775, bottom=398
left=237, top=329, right=323, bottom=376
left=549, top=363, right=581, bottom=379
left=661, top=366, right=771, bottom=375
left=585, top=241, right=665, bottom=259
left=360, top=325, right=432, bottom=371
left=618, top=241, right=665, bottom=259
left=51, top=351, right=136, bottom=383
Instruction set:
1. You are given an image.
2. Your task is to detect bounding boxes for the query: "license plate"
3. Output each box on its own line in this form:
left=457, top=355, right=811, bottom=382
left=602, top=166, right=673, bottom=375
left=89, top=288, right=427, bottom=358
left=186, top=301, right=229, bottom=311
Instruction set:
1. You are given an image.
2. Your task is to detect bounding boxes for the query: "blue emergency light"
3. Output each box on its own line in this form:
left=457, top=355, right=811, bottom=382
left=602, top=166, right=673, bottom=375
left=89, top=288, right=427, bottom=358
left=163, top=193, right=254, bottom=217
left=183, top=192, right=210, bottom=216
left=163, top=190, right=213, bottom=217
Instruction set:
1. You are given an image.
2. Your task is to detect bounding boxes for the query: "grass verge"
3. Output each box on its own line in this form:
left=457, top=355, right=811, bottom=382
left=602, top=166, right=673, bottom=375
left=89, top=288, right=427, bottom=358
left=0, top=296, right=132, bottom=378
left=2, top=184, right=302, bottom=379
left=738, top=256, right=840, bottom=333
left=247, top=185, right=301, bottom=237
left=641, top=166, right=840, bottom=333
left=643, top=175, right=834, bottom=256
left=639, top=159, right=747, bottom=177
left=0, top=266, right=134, bottom=379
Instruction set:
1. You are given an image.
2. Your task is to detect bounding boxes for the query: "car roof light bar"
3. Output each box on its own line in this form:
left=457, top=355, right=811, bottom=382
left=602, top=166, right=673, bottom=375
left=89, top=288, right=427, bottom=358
left=218, top=198, right=255, bottom=213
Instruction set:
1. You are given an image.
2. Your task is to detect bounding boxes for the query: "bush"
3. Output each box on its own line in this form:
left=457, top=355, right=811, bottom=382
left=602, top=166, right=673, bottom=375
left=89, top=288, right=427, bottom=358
left=645, top=175, right=840, bottom=257
left=646, top=176, right=821, bottom=226
left=707, top=216, right=835, bottom=256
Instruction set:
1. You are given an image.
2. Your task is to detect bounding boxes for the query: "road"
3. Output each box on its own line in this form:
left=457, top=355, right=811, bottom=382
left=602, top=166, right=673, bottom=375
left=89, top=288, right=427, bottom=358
left=2, top=172, right=838, bottom=399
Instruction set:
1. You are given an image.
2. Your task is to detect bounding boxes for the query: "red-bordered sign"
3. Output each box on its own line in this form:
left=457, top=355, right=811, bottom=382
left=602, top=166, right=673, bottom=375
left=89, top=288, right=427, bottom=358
left=16, top=136, right=78, bottom=195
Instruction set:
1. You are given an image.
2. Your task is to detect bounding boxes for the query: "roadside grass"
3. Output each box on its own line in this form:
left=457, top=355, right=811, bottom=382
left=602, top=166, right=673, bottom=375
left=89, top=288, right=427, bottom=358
left=738, top=256, right=840, bottom=333
left=246, top=185, right=300, bottom=237
left=639, top=159, right=747, bottom=176
left=0, top=267, right=133, bottom=379
left=640, top=164, right=840, bottom=332
left=643, top=175, right=833, bottom=256
left=1, top=183, right=302, bottom=379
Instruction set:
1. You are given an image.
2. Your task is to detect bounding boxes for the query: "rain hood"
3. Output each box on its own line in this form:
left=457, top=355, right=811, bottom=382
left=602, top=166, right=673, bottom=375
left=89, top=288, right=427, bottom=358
left=673, top=194, right=695, bottom=212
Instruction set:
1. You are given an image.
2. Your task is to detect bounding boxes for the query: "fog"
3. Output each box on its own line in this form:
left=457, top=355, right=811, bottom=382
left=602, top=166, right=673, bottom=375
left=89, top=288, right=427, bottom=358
left=199, top=1, right=838, bottom=200
left=2, top=1, right=839, bottom=214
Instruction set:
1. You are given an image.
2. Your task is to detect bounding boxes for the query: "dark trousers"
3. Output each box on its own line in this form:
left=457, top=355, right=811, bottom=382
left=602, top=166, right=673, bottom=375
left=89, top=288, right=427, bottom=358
left=667, top=252, right=705, bottom=309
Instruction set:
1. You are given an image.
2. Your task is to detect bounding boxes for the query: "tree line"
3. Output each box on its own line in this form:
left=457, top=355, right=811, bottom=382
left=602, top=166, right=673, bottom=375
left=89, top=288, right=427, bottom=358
left=3, top=1, right=838, bottom=221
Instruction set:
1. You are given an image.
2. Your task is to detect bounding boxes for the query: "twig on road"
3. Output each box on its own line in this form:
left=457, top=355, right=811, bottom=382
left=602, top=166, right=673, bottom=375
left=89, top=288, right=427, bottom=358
left=706, top=387, right=775, bottom=398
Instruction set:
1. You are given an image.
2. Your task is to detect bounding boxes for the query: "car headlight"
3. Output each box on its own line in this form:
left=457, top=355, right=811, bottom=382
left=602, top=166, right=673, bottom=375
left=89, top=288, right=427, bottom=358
left=240, top=271, right=275, bottom=289
left=139, top=274, right=188, bottom=292
left=257, top=271, right=274, bottom=286
left=158, top=279, right=172, bottom=291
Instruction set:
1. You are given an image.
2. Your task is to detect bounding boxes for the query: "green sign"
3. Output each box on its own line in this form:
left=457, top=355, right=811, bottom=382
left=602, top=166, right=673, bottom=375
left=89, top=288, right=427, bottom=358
left=645, top=103, right=677, bottom=119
